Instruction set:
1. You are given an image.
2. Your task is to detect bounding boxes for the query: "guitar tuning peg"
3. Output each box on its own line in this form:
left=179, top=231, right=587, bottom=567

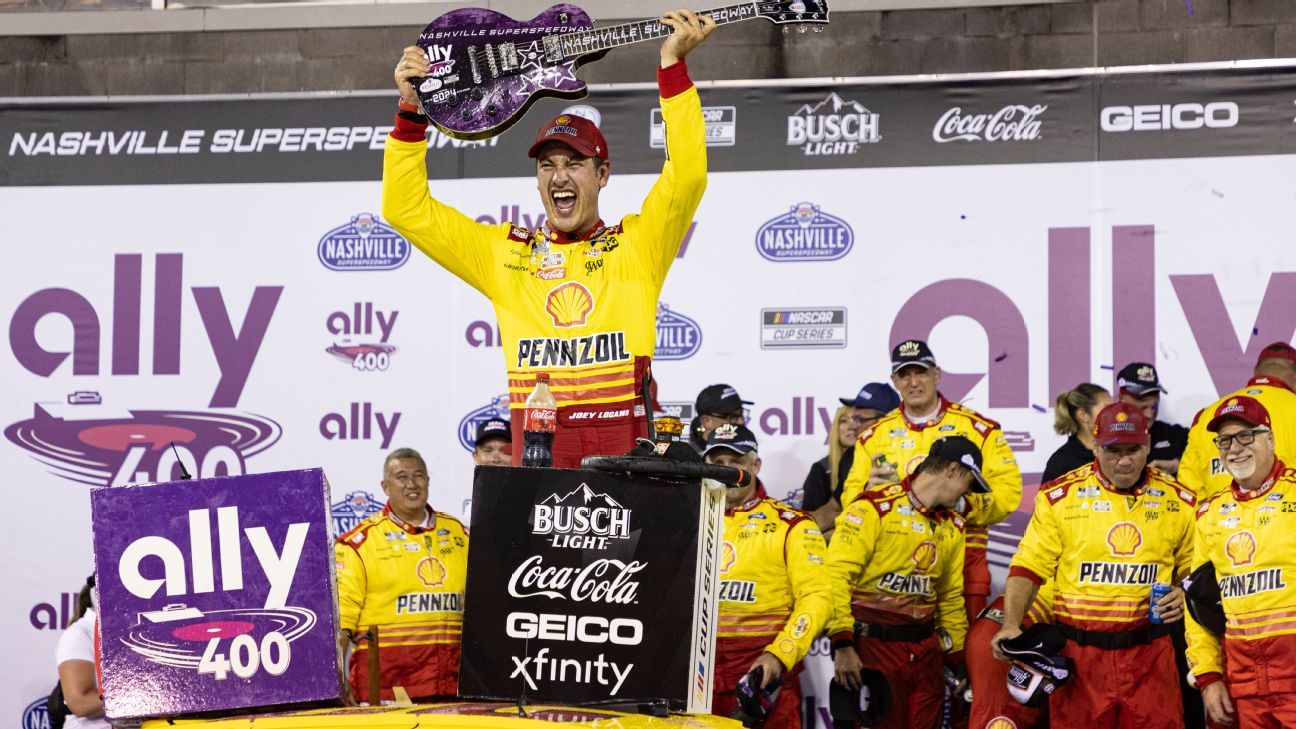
left=782, top=25, right=791, bottom=35
left=812, top=25, right=823, bottom=32
left=797, top=24, right=808, bottom=33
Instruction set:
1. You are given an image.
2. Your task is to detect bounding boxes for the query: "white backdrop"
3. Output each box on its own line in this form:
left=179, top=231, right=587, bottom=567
left=6, top=99, right=1296, bottom=725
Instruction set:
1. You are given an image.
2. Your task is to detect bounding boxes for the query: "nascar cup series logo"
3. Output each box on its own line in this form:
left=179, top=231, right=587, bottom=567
left=457, top=393, right=511, bottom=451
left=317, top=213, right=410, bottom=271
left=786, top=92, right=880, bottom=156
left=330, top=490, right=384, bottom=537
left=756, top=203, right=854, bottom=262
left=5, top=395, right=281, bottom=487
left=655, top=302, right=703, bottom=361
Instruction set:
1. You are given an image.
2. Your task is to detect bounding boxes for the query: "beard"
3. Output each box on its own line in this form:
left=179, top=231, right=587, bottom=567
left=1225, top=456, right=1257, bottom=482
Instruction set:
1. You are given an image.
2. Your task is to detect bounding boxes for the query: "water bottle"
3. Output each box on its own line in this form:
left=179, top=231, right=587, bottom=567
left=1149, top=582, right=1172, bottom=623
left=522, top=373, right=557, bottom=468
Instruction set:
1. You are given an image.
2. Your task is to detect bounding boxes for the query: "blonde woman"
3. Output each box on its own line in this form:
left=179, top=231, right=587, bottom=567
left=802, top=383, right=899, bottom=535
left=1041, top=383, right=1111, bottom=484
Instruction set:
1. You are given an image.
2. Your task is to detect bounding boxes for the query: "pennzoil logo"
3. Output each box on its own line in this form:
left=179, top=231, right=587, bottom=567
left=317, top=213, right=410, bottom=271
left=756, top=203, right=854, bottom=262
left=5, top=395, right=280, bottom=487
left=1226, top=530, right=1257, bottom=567
left=546, top=281, right=595, bottom=327
left=330, top=491, right=384, bottom=537
left=656, top=302, right=703, bottom=361
left=911, top=540, right=938, bottom=571
left=1106, top=522, right=1143, bottom=557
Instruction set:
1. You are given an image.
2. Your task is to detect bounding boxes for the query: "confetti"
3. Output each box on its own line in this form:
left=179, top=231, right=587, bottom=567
left=1031, top=404, right=1047, bottom=413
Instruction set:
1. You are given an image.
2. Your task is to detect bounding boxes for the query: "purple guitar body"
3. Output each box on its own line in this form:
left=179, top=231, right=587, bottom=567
left=413, top=1, right=830, bottom=141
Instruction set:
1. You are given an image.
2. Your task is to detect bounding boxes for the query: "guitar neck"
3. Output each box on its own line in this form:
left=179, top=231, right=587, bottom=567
left=553, top=3, right=760, bottom=58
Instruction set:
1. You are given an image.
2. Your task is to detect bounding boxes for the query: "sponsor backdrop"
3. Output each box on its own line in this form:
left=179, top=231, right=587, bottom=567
left=5, top=62, right=1296, bottom=725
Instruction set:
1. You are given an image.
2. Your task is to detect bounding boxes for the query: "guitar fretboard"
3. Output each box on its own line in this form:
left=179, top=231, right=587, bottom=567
left=553, top=3, right=761, bottom=58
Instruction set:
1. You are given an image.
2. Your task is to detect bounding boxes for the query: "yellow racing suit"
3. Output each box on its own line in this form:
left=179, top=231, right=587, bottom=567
left=335, top=505, right=468, bottom=702
left=827, top=478, right=967, bottom=729
left=1179, top=376, right=1296, bottom=501
left=713, top=497, right=831, bottom=725
left=382, top=63, right=706, bottom=467
left=1185, top=460, right=1296, bottom=708
left=842, top=396, right=1021, bottom=615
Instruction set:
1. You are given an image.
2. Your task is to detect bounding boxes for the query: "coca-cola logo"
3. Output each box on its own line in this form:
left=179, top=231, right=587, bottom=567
left=507, top=555, right=645, bottom=604
left=932, top=104, right=1047, bottom=143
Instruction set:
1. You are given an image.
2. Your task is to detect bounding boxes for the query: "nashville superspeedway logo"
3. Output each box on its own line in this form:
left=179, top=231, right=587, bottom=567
left=317, top=213, right=410, bottom=271
left=756, top=203, right=854, bottom=262
left=5, top=394, right=280, bottom=487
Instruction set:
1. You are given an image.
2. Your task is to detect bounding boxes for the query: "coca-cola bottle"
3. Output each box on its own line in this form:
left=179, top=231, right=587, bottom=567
left=522, top=373, right=557, bottom=468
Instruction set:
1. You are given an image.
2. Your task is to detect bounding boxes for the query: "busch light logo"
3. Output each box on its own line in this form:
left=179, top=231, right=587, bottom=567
left=655, top=302, right=703, bottom=361
left=532, top=483, right=632, bottom=550
left=22, top=697, right=49, bottom=729
left=317, top=213, right=410, bottom=271
left=756, top=203, right=854, bottom=262
left=458, top=394, right=512, bottom=451
left=786, top=92, right=880, bottom=156
left=4, top=394, right=280, bottom=487
left=330, top=490, right=384, bottom=536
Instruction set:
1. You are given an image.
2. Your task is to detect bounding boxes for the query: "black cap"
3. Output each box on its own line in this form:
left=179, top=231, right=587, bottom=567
left=890, top=339, right=937, bottom=373
left=928, top=436, right=991, bottom=493
left=1116, top=362, right=1166, bottom=396
left=840, top=382, right=901, bottom=412
left=703, top=423, right=759, bottom=456
left=829, top=672, right=889, bottom=726
left=474, top=417, right=511, bottom=446
left=695, top=384, right=752, bottom=417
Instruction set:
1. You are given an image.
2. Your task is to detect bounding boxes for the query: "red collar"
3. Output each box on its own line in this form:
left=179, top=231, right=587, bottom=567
left=1231, top=458, right=1286, bottom=501
left=725, top=494, right=763, bottom=517
left=384, top=504, right=435, bottom=534
left=1092, top=459, right=1148, bottom=496
left=1249, top=376, right=1294, bottom=392
left=902, top=476, right=946, bottom=519
left=545, top=219, right=605, bottom=244
left=901, top=395, right=950, bottom=431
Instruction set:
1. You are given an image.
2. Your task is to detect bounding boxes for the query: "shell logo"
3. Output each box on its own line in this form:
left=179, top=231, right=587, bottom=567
left=721, top=541, right=736, bottom=573
left=906, top=454, right=927, bottom=474
left=1226, top=530, right=1257, bottom=567
left=417, top=556, right=447, bottom=587
left=987, top=719, right=1018, bottom=729
left=911, top=540, right=938, bottom=571
left=556, top=115, right=570, bottom=124
left=1106, top=521, right=1143, bottom=557
left=546, top=281, right=595, bottom=328
left=1116, top=411, right=1128, bottom=423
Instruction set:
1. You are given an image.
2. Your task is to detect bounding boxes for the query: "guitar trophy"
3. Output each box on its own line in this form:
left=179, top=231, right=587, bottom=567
left=412, top=1, right=829, bottom=141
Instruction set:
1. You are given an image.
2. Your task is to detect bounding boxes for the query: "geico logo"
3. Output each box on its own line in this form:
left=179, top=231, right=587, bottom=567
left=1101, top=102, right=1239, bottom=132
left=506, top=612, right=644, bottom=645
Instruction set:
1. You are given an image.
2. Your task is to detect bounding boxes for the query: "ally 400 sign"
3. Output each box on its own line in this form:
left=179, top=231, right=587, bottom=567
left=92, top=469, right=343, bottom=719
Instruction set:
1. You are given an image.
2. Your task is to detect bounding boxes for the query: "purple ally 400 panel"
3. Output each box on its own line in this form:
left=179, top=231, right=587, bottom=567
left=91, top=469, right=342, bottom=719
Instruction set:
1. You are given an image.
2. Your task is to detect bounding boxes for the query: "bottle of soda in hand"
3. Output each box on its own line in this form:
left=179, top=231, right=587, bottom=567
left=522, top=372, right=557, bottom=468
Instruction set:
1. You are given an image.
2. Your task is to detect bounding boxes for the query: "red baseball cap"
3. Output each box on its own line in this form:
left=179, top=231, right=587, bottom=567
left=528, top=113, right=609, bottom=162
left=1093, top=402, right=1150, bottom=447
left=1258, top=341, right=1296, bottom=365
left=1206, top=395, right=1272, bottom=433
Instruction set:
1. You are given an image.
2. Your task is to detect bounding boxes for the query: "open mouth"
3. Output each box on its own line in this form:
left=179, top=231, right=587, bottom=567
left=552, top=190, right=577, bottom=216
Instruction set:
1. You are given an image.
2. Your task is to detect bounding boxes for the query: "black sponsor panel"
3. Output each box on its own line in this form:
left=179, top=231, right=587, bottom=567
left=459, top=466, right=712, bottom=708
left=6, top=64, right=1296, bottom=186
left=1097, top=67, right=1296, bottom=161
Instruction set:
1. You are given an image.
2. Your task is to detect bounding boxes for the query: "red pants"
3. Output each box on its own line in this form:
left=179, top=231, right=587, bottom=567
left=349, top=640, right=459, bottom=703
left=856, top=635, right=943, bottom=729
left=1050, top=635, right=1182, bottom=729
left=712, top=642, right=802, bottom=729
left=1234, top=693, right=1296, bottom=729
left=966, top=604, right=1043, bottom=729
left=510, top=406, right=648, bottom=469
left=964, top=540, right=990, bottom=624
